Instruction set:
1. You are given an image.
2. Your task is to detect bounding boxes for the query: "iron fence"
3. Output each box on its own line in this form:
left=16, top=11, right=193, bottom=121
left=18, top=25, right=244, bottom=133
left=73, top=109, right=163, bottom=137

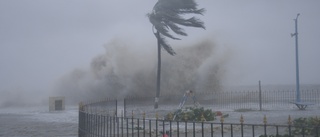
left=79, top=89, right=320, bottom=137
left=124, top=89, right=320, bottom=115
left=79, top=110, right=320, bottom=137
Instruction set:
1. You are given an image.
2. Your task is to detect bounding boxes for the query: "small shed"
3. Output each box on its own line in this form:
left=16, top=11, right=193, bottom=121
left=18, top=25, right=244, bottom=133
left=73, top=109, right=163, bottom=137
left=49, top=96, right=65, bottom=111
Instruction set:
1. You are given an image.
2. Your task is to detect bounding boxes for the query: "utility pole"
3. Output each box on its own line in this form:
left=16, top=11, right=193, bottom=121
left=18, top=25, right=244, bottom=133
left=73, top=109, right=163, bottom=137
left=291, top=13, right=301, bottom=102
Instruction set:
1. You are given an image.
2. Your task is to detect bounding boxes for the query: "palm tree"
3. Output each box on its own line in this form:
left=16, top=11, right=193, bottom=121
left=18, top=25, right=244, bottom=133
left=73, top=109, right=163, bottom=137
left=147, top=0, right=205, bottom=109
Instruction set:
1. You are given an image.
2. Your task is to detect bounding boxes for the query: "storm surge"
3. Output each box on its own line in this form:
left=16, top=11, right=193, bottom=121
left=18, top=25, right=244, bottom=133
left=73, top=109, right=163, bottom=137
left=54, top=38, right=232, bottom=104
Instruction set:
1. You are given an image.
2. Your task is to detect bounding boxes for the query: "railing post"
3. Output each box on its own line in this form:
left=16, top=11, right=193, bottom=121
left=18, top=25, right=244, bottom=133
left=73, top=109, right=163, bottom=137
left=169, top=120, right=172, bottom=137
left=201, top=121, right=204, bottom=137
left=90, top=113, right=92, bottom=137
left=86, top=113, right=88, bottom=137
left=221, top=116, right=224, bottom=137
left=121, top=114, right=124, bottom=137
left=240, top=115, right=244, bottom=137
left=184, top=113, right=188, bottom=137
left=231, top=124, right=233, bottom=137
left=252, top=125, right=255, bottom=137
left=126, top=118, right=129, bottom=137
left=116, top=117, right=119, bottom=137
left=138, top=118, right=140, bottom=137
left=132, top=111, right=134, bottom=137
left=156, top=112, right=159, bottom=137
left=100, top=115, right=103, bottom=137
left=288, top=115, right=292, bottom=136
left=101, top=115, right=103, bottom=136
left=92, top=113, right=95, bottom=137
left=106, top=115, right=109, bottom=137
left=211, top=123, right=213, bottom=137
left=263, top=115, right=267, bottom=137
left=116, top=99, right=118, bottom=117
left=110, top=116, right=112, bottom=137
left=97, top=114, right=100, bottom=137
left=185, top=121, right=187, bottom=137
left=103, top=115, right=106, bottom=137
left=143, top=112, right=146, bottom=137
left=96, top=113, right=99, bottom=136
left=193, top=122, right=195, bottom=137
left=124, top=98, right=127, bottom=118
left=78, top=110, right=81, bottom=137
left=168, top=112, right=173, bottom=121
left=177, top=121, right=180, bottom=137
left=149, top=120, right=152, bottom=137
left=162, top=120, right=165, bottom=137
left=113, top=116, right=116, bottom=137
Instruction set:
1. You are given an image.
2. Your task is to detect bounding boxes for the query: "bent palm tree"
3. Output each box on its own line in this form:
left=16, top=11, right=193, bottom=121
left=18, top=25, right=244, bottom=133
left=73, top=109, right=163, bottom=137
left=147, top=0, right=205, bottom=109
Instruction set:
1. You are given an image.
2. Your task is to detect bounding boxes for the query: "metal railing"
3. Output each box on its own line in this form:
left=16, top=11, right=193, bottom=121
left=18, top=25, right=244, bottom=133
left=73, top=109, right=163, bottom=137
left=79, top=109, right=320, bottom=137
left=79, top=89, right=320, bottom=137
left=124, top=89, right=320, bottom=115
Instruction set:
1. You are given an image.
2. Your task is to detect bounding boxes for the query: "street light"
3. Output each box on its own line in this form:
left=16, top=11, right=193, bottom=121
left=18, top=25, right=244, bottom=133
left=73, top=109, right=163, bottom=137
left=291, top=13, right=300, bottom=102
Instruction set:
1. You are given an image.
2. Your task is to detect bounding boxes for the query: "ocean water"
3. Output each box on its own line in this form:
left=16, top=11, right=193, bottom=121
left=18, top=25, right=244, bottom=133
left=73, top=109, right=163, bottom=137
left=0, top=106, right=78, bottom=137
left=0, top=84, right=319, bottom=137
left=1, top=103, right=320, bottom=137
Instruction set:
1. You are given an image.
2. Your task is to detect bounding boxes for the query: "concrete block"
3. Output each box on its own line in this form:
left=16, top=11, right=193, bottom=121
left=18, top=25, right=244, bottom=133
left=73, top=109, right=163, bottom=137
left=49, top=96, right=65, bottom=111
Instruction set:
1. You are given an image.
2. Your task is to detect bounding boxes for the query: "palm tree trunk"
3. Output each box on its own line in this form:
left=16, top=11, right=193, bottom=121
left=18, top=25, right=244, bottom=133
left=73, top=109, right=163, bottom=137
left=154, top=31, right=161, bottom=109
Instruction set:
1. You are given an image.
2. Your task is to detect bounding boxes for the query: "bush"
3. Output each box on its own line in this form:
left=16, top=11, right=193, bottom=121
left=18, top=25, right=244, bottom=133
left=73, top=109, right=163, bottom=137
left=292, top=117, right=320, bottom=136
left=164, top=107, right=216, bottom=121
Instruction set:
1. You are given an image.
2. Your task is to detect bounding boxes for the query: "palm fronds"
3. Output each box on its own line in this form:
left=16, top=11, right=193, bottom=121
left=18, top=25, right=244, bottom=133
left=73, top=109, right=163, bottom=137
left=148, top=0, right=205, bottom=55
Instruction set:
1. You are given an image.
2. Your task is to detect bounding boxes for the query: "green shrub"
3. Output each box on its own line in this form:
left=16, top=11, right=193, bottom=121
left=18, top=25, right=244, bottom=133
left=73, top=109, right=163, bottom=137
left=292, top=116, right=320, bottom=136
left=259, top=116, right=320, bottom=137
left=164, top=107, right=216, bottom=121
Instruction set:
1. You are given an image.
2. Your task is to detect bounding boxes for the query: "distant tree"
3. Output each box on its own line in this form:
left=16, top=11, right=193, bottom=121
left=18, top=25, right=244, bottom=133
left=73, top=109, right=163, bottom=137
left=147, top=0, right=205, bottom=109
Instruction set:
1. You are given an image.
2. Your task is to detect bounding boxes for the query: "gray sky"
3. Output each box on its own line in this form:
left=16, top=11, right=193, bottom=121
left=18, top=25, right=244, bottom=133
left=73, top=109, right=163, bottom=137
left=0, top=0, right=319, bottom=94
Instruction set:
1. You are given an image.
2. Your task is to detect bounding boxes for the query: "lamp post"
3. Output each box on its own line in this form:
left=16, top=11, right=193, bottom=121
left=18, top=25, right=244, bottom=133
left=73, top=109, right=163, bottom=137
left=291, top=13, right=300, bottom=102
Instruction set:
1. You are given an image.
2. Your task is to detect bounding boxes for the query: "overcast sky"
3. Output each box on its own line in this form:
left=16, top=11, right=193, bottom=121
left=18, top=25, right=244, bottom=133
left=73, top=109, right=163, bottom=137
left=0, top=0, right=319, bottom=94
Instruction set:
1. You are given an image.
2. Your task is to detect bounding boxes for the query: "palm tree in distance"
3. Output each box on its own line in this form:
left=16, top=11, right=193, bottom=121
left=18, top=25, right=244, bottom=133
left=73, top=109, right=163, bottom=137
left=147, top=0, right=205, bottom=109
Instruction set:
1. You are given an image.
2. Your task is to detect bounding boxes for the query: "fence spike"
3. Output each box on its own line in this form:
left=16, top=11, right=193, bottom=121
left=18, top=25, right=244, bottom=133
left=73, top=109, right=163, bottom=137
left=220, top=116, right=224, bottom=123
left=168, top=112, right=173, bottom=121
left=240, top=114, right=244, bottom=123
left=288, top=115, right=292, bottom=125
left=156, top=112, right=159, bottom=120
left=184, top=113, right=188, bottom=121
left=132, top=110, right=134, bottom=118
left=143, top=111, right=146, bottom=119
left=201, top=113, right=206, bottom=122
left=263, top=115, right=267, bottom=124
left=79, top=102, right=83, bottom=111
